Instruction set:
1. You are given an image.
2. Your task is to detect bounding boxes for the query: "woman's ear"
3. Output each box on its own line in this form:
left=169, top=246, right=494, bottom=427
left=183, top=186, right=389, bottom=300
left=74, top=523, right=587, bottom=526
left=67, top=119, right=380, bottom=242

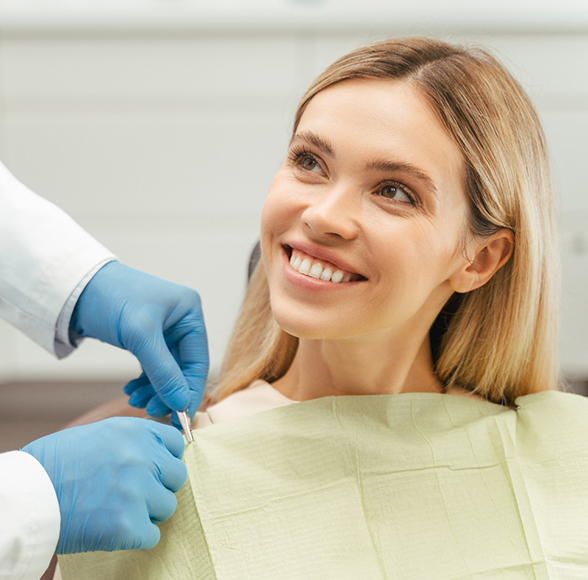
left=449, top=229, right=514, bottom=293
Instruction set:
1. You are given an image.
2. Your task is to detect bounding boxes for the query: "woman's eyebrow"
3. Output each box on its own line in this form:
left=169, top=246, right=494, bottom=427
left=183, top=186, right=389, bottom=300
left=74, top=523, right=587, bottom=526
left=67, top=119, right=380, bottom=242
left=366, top=159, right=439, bottom=199
left=290, top=131, right=335, bottom=157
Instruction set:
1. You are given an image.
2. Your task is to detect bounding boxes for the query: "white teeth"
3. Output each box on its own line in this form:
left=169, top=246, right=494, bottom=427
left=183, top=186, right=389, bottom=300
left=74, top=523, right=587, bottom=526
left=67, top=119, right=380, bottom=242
left=331, top=270, right=344, bottom=284
left=288, top=248, right=358, bottom=284
left=309, top=262, right=323, bottom=279
left=299, top=258, right=312, bottom=275
left=291, top=254, right=302, bottom=270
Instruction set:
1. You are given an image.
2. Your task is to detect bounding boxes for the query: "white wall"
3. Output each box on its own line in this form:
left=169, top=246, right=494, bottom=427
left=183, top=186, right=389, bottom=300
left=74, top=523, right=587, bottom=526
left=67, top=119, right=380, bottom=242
left=0, top=6, right=586, bottom=382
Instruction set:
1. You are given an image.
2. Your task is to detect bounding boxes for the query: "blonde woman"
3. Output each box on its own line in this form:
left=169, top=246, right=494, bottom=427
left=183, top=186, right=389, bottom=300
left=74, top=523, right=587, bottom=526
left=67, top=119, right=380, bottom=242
left=200, top=36, right=557, bottom=418
left=61, top=38, right=588, bottom=578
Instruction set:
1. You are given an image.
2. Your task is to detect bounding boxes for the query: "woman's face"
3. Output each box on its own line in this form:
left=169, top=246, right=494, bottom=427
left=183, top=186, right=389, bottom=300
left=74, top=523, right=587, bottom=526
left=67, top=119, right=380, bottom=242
left=261, top=78, right=472, bottom=342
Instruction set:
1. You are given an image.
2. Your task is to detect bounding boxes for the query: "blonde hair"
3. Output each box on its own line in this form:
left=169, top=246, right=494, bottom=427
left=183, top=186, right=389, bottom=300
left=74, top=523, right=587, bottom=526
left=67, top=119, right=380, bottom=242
left=214, top=38, right=559, bottom=407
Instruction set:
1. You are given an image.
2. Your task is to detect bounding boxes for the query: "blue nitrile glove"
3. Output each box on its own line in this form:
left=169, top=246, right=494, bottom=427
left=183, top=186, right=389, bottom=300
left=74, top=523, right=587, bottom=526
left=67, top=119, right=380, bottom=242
left=70, top=261, right=209, bottom=427
left=21, top=417, right=187, bottom=554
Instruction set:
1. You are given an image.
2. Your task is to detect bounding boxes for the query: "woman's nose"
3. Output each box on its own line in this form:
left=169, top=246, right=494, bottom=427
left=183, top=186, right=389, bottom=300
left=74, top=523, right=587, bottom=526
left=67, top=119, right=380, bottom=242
left=301, top=186, right=360, bottom=241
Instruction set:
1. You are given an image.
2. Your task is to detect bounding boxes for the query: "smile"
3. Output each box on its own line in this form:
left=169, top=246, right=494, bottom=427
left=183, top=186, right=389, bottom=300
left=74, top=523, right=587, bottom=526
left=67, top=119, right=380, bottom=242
left=286, top=247, right=364, bottom=284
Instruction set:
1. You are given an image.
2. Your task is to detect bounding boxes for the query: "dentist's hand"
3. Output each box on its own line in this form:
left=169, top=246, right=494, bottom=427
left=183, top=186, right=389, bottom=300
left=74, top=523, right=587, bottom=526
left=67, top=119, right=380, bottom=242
left=22, top=418, right=187, bottom=554
left=70, top=261, right=209, bottom=426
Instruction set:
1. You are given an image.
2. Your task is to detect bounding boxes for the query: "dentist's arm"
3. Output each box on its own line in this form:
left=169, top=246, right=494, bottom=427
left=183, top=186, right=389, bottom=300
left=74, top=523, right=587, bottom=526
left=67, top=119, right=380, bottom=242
left=0, top=160, right=114, bottom=356
left=0, top=161, right=210, bottom=577
left=0, top=161, right=209, bottom=422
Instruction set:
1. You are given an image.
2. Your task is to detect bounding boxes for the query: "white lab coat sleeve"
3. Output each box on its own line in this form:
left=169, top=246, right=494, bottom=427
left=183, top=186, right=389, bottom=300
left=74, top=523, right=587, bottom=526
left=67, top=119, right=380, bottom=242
left=53, top=259, right=114, bottom=358
left=0, top=161, right=116, bottom=357
left=0, top=451, right=60, bottom=580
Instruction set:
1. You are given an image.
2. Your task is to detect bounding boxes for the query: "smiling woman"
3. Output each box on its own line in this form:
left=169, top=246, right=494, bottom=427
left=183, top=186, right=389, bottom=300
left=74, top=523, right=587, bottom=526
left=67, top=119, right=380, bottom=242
left=215, top=37, right=557, bottom=407
left=60, top=37, right=587, bottom=580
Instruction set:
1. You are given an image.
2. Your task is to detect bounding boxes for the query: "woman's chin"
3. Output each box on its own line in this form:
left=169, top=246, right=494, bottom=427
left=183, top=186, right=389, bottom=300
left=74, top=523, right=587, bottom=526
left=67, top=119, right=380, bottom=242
left=273, top=311, right=352, bottom=341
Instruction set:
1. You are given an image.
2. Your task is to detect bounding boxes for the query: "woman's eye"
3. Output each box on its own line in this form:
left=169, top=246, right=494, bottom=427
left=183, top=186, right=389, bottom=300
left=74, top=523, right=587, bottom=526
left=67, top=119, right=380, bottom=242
left=300, top=155, right=322, bottom=173
left=287, top=146, right=326, bottom=176
left=378, top=184, right=414, bottom=204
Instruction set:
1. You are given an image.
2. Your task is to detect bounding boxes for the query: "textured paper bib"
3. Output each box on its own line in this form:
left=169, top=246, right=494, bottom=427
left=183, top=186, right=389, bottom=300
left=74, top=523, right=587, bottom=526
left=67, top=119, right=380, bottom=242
left=59, top=390, right=588, bottom=579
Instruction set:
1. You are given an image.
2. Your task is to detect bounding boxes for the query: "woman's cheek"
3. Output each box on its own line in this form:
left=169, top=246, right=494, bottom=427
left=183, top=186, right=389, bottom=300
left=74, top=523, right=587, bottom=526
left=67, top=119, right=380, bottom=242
left=262, top=185, right=298, bottom=236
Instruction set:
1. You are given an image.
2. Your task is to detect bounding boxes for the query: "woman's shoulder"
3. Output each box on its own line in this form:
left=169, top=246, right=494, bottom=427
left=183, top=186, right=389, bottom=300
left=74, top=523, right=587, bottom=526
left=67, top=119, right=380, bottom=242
left=512, top=389, right=588, bottom=459
left=515, top=388, right=588, bottom=414
left=194, top=380, right=296, bottom=429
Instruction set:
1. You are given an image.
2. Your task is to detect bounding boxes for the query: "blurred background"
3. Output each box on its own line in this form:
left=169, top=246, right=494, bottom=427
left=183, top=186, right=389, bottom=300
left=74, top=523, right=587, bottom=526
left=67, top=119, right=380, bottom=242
left=0, top=0, right=587, bottom=450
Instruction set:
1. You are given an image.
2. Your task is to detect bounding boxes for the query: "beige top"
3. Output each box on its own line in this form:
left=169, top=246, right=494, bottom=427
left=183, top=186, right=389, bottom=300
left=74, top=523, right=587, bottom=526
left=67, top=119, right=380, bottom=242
left=193, top=380, right=296, bottom=429
left=193, top=381, right=489, bottom=429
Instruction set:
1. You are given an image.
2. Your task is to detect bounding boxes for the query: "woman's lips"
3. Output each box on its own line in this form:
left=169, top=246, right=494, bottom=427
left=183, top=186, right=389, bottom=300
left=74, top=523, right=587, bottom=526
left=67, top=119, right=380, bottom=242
left=283, top=244, right=367, bottom=285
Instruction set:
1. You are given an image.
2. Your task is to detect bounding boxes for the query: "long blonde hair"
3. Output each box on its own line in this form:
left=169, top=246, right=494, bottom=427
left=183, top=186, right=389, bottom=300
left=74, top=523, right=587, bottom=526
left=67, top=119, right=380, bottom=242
left=214, top=38, right=559, bottom=407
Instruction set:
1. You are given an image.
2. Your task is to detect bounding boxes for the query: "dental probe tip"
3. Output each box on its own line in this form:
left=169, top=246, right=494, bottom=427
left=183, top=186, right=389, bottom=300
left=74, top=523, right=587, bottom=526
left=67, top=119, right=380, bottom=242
left=177, top=410, right=193, bottom=444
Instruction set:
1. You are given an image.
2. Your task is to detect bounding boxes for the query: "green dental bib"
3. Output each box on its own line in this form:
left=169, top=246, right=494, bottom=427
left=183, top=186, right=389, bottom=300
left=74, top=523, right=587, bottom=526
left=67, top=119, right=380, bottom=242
left=59, top=390, right=588, bottom=579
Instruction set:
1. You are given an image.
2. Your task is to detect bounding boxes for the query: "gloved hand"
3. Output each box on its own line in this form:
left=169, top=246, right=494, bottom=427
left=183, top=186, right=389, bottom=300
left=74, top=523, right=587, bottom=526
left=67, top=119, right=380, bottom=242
left=21, top=417, right=187, bottom=554
left=70, top=261, right=209, bottom=427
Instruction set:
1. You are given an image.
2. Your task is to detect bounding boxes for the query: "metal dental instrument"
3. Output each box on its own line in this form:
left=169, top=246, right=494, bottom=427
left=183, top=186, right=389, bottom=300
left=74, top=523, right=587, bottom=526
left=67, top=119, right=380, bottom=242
left=177, top=410, right=193, bottom=444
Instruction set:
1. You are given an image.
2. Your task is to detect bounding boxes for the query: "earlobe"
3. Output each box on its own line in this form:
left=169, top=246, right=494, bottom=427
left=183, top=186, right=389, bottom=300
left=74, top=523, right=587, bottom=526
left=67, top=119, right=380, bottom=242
left=450, top=229, right=514, bottom=293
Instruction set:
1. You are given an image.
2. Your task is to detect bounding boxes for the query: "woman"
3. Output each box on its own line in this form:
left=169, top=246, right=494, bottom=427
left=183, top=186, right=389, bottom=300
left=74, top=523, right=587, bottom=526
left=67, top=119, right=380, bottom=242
left=60, top=38, right=588, bottom=579
left=206, top=36, right=556, bottom=414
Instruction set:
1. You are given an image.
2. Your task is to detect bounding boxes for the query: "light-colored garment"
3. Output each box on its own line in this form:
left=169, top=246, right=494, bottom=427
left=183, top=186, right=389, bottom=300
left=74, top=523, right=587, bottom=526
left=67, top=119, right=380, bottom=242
left=60, top=388, right=588, bottom=579
left=0, top=160, right=115, bottom=580
left=0, top=160, right=114, bottom=358
left=193, top=380, right=296, bottom=428
left=0, top=452, right=61, bottom=580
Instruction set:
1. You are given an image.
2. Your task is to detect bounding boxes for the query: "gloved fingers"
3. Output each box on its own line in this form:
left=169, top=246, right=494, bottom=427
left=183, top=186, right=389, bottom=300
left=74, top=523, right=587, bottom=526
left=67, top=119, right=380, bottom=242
left=150, top=422, right=186, bottom=459
left=170, top=411, right=182, bottom=431
left=125, top=370, right=182, bottom=419
left=111, top=503, right=161, bottom=551
left=150, top=425, right=188, bottom=490
left=145, top=395, right=172, bottom=418
left=180, top=395, right=202, bottom=426
left=157, top=453, right=188, bottom=493
left=148, top=487, right=178, bottom=523
left=168, top=344, right=196, bottom=421
left=136, top=521, right=161, bottom=551
left=176, top=326, right=210, bottom=418
left=134, top=332, right=191, bottom=412
left=100, top=501, right=155, bottom=552
left=123, top=372, right=149, bottom=396
left=160, top=360, right=196, bottom=430
left=127, top=384, right=156, bottom=408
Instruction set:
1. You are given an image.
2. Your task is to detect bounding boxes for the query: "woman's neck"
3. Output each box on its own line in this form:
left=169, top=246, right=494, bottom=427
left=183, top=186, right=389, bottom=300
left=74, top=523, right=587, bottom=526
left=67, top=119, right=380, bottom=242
left=272, top=329, right=444, bottom=402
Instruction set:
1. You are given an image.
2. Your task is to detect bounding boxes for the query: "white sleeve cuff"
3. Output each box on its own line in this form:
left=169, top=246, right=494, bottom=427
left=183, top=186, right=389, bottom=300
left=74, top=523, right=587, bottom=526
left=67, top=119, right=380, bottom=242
left=54, top=258, right=117, bottom=359
left=0, top=451, right=60, bottom=580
